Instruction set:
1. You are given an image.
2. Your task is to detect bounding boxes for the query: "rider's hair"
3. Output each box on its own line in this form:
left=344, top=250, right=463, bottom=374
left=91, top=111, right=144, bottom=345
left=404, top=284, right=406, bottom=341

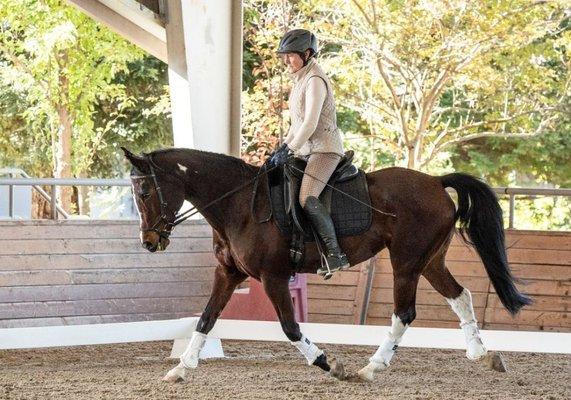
left=296, top=49, right=316, bottom=66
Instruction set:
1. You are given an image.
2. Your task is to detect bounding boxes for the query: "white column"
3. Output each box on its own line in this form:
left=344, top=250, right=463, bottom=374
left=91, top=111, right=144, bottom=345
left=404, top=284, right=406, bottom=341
left=165, top=0, right=242, bottom=156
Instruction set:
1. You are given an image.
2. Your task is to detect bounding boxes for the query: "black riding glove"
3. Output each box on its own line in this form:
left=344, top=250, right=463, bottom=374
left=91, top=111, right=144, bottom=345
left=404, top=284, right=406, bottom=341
left=269, top=143, right=292, bottom=167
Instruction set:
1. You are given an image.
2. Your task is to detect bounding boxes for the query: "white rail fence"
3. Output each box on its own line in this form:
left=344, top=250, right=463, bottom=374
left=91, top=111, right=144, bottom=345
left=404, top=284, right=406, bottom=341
left=1, top=318, right=569, bottom=355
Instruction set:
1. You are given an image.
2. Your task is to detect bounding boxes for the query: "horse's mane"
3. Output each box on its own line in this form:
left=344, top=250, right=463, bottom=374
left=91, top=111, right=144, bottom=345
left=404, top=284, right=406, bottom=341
left=151, top=148, right=259, bottom=176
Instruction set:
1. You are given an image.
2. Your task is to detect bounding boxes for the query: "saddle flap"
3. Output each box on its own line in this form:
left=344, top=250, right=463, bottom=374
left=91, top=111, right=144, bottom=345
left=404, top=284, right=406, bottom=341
left=283, top=166, right=312, bottom=236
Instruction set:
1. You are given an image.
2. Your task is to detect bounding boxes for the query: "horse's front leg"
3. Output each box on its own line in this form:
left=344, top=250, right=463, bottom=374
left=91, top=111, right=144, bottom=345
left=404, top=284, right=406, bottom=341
left=261, top=275, right=346, bottom=380
left=163, top=264, right=247, bottom=382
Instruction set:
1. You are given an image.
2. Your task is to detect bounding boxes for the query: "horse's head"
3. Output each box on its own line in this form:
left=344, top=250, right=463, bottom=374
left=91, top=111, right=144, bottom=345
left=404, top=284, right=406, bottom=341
left=122, top=147, right=186, bottom=253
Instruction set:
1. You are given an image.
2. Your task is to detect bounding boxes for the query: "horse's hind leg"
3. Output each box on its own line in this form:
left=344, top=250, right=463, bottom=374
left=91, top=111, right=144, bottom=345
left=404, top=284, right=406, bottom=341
left=422, top=254, right=488, bottom=361
left=261, top=275, right=345, bottom=380
left=358, top=262, right=421, bottom=381
left=163, top=264, right=247, bottom=382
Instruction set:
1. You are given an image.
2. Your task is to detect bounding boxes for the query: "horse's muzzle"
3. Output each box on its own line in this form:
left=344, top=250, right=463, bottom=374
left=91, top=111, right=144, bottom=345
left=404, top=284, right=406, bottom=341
left=142, top=236, right=170, bottom=252
left=143, top=240, right=157, bottom=252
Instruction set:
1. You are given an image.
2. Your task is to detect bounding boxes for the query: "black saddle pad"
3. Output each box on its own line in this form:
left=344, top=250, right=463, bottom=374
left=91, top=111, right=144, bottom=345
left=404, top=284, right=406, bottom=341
left=269, top=169, right=372, bottom=239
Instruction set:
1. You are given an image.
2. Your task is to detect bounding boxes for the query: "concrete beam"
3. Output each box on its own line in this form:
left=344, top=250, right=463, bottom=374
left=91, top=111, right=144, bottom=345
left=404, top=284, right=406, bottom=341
left=67, top=0, right=167, bottom=62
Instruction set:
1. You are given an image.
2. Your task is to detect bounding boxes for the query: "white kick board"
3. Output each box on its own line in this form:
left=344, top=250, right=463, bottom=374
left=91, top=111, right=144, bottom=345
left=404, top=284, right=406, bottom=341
left=0, top=317, right=223, bottom=359
left=1, top=318, right=569, bottom=356
left=171, top=319, right=571, bottom=356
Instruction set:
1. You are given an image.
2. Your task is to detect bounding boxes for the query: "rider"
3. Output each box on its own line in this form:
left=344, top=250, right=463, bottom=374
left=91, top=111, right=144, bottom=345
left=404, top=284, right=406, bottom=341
left=270, top=28, right=349, bottom=278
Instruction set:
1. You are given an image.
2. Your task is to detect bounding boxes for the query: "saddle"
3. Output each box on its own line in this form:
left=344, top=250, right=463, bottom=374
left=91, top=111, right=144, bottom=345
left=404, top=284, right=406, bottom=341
left=267, top=150, right=372, bottom=269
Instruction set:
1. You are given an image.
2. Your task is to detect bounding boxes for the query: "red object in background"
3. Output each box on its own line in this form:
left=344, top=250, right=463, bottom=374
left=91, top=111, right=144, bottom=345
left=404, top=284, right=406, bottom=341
left=220, top=274, right=308, bottom=322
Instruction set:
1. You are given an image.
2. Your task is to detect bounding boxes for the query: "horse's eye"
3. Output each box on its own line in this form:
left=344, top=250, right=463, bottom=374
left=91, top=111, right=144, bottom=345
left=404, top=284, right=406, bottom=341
left=140, top=192, right=151, bottom=200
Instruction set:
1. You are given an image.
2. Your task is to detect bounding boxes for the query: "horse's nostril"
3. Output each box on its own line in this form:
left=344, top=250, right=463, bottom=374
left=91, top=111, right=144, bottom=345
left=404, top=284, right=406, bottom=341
left=143, top=241, right=153, bottom=250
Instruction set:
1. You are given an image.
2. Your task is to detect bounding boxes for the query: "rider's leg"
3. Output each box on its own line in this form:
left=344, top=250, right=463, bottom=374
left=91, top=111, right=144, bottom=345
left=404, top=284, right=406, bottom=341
left=299, top=153, right=348, bottom=278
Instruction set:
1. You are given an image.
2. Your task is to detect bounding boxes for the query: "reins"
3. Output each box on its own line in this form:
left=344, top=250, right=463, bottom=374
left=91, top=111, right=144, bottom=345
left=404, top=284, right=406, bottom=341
left=133, top=154, right=397, bottom=240
left=287, top=163, right=397, bottom=218
left=135, top=155, right=280, bottom=232
left=173, top=163, right=279, bottom=226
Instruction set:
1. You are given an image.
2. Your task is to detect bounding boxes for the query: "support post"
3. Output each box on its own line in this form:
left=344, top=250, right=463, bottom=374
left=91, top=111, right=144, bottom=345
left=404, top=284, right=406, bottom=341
left=8, top=184, right=14, bottom=218
left=164, top=0, right=242, bottom=155
left=509, top=194, right=515, bottom=229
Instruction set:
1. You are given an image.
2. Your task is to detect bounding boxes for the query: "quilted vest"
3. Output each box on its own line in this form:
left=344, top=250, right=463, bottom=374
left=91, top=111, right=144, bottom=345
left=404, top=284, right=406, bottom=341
left=288, top=59, right=344, bottom=157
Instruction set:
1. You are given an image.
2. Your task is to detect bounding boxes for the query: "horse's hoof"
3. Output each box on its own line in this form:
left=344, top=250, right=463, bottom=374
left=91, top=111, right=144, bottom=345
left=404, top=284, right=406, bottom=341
left=357, top=364, right=376, bottom=382
left=329, top=357, right=346, bottom=380
left=162, top=363, right=187, bottom=383
left=482, top=351, right=507, bottom=372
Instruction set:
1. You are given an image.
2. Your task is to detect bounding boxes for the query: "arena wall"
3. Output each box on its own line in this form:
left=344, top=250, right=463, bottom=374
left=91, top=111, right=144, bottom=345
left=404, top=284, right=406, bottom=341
left=308, top=230, right=571, bottom=332
left=0, top=220, right=569, bottom=332
left=0, top=220, right=216, bottom=328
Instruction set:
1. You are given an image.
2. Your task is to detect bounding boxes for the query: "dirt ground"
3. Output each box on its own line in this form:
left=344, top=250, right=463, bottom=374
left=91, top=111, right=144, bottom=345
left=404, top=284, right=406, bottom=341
left=1, top=340, right=569, bottom=400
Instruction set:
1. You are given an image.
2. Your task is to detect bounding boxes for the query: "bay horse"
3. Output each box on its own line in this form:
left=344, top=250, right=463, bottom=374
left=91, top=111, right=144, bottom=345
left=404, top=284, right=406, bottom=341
left=122, top=147, right=530, bottom=382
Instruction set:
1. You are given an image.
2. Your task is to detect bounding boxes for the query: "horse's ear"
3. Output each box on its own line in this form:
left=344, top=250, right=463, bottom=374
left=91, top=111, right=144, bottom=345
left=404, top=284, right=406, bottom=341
left=121, top=147, right=149, bottom=173
left=121, top=146, right=134, bottom=158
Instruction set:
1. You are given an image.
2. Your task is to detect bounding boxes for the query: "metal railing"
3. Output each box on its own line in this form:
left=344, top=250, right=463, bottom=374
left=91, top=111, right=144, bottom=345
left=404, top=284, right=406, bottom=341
left=0, top=178, right=130, bottom=220
left=492, top=187, right=571, bottom=229
left=1, top=178, right=571, bottom=228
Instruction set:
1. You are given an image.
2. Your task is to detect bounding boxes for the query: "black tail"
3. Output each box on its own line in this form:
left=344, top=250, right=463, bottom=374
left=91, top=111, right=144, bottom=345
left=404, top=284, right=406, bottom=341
left=440, top=173, right=532, bottom=315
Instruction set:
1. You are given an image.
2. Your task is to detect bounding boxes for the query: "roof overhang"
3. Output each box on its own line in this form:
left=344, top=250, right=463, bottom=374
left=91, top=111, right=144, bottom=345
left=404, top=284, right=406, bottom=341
left=67, top=0, right=167, bottom=62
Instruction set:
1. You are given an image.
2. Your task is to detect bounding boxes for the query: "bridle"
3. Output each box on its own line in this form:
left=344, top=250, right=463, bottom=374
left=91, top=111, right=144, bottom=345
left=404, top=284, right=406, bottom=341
left=130, top=155, right=279, bottom=242
left=130, top=156, right=178, bottom=242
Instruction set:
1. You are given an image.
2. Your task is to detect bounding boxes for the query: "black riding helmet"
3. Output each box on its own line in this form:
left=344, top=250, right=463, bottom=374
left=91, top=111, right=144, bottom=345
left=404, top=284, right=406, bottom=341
left=277, top=29, right=318, bottom=65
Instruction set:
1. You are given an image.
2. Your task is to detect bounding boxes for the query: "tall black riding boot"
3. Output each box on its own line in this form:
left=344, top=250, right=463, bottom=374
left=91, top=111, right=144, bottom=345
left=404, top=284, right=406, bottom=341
left=303, top=196, right=350, bottom=279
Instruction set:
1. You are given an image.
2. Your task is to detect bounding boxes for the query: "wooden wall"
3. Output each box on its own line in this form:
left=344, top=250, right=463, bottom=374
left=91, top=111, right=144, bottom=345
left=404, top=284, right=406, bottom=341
left=308, top=230, right=571, bottom=332
left=0, top=220, right=216, bottom=328
left=1, top=220, right=569, bottom=332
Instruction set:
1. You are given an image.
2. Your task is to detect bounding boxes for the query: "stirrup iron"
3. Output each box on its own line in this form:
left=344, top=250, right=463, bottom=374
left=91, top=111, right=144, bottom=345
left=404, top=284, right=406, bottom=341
left=318, top=253, right=334, bottom=280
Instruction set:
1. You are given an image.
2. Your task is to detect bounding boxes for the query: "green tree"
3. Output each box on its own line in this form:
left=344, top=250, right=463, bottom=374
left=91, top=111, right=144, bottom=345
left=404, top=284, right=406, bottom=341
left=241, top=0, right=295, bottom=165
left=0, top=0, right=172, bottom=213
left=307, top=0, right=569, bottom=171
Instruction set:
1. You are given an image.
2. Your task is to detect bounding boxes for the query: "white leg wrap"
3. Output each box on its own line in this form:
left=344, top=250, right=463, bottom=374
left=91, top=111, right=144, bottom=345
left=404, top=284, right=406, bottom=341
left=369, top=314, right=408, bottom=368
left=180, top=331, right=207, bottom=368
left=291, top=335, right=323, bottom=365
left=446, top=288, right=487, bottom=360
left=358, top=314, right=408, bottom=381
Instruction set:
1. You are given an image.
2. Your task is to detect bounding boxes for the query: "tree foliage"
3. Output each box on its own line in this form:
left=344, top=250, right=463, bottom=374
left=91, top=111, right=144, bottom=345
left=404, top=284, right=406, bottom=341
left=242, top=0, right=569, bottom=181
left=0, top=0, right=172, bottom=211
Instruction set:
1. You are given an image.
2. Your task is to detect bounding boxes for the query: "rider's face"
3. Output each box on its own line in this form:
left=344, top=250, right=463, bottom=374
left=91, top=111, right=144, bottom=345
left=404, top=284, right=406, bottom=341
left=281, top=52, right=305, bottom=73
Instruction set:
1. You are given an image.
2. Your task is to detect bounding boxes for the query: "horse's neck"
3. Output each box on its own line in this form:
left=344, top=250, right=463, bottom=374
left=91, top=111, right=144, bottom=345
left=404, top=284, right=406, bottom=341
left=162, top=149, right=257, bottom=232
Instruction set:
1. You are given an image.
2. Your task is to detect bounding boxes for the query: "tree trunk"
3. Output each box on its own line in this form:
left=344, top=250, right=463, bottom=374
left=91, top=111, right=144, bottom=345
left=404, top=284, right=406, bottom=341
left=77, top=172, right=91, bottom=216
left=31, top=188, right=51, bottom=219
left=406, top=146, right=418, bottom=169
left=54, top=104, right=73, bottom=214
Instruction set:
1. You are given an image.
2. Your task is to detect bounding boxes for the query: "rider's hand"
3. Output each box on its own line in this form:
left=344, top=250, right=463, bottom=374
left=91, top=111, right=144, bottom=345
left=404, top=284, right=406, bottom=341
left=269, top=143, right=292, bottom=167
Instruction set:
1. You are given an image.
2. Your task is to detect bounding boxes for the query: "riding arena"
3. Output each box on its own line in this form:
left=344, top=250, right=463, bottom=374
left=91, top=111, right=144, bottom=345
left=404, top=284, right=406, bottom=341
left=1, top=1, right=570, bottom=399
